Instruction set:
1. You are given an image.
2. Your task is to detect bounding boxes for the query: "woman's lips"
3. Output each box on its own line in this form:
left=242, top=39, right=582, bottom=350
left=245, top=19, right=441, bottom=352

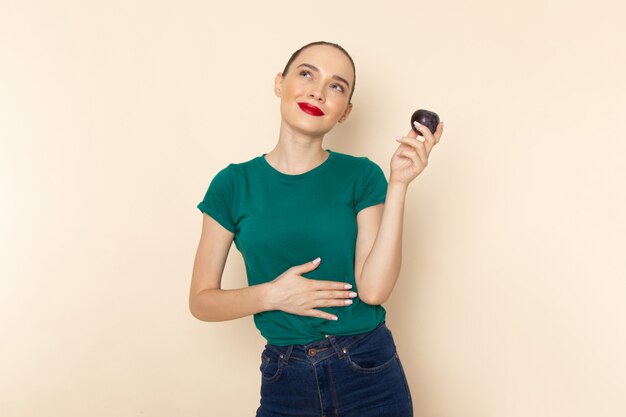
left=297, top=102, right=325, bottom=116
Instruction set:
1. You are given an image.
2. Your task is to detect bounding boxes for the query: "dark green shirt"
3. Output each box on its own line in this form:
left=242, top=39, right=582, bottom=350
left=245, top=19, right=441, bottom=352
left=197, top=149, right=388, bottom=345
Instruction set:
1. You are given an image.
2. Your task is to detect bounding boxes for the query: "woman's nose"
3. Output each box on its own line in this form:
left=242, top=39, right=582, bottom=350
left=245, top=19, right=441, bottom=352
left=308, top=86, right=325, bottom=102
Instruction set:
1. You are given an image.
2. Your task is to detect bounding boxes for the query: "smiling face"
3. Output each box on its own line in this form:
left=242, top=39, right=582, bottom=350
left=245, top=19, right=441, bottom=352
left=274, top=44, right=354, bottom=137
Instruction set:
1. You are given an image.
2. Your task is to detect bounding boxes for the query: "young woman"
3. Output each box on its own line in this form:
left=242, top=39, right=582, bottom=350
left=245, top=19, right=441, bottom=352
left=190, top=40, right=443, bottom=417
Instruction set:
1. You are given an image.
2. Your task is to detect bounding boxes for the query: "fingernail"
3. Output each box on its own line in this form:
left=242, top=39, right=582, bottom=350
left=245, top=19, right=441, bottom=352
left=312, top=257, right=321, bottom=265
left=395, top=137, right=402, bottom=142
left=344, top=283, right=352, bottom=289
left=332, top=316, right=338, bottom=320
left=413, top=121, right=422, bottom=126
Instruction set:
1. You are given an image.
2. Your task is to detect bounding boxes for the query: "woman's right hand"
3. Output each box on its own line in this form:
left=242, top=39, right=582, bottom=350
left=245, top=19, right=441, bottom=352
left=264, top=257, right=357, bottom=321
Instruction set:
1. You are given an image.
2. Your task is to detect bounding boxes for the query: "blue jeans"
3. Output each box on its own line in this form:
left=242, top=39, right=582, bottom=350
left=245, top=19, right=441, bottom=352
left=256, top=321, right=413, bottom=417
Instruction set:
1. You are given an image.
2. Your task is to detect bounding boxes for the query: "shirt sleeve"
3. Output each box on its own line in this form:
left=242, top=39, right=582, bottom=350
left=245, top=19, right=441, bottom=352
left=197, top=164, right=237, bottom=233
left=354, top=158, right=388, bottom=214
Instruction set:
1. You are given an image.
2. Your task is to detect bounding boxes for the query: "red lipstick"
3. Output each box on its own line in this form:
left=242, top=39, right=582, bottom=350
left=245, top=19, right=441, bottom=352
left=297, top=102, right=325, bottom=116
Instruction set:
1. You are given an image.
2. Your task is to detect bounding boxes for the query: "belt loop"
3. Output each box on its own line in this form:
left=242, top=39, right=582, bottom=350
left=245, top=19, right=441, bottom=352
left=328, top=337, right=347, bottom=359
left=281, top=345, right=293, bottom=363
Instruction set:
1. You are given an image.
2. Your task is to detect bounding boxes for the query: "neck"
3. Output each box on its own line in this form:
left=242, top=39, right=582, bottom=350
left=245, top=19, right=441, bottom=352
left=264, top=142, right=329, bottom=175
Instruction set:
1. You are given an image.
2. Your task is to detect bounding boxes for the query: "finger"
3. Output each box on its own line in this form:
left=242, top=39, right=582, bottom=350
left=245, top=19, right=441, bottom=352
left=406, top=127, right=419, bottom=140
left=404, top=129, right=425, bottom=145
left=317, top=290, right=358, bottom=300
left=305, top=309, right=337, bottom=320
left=319, top=298, right=353, bottom=307
left=396, top=136, right=428, bottom=160
left=433, top=121, right=443, bottom=144
left=401, top=149, right=424, bottom=168
left=396, top=135, right=426, bottom=149
left=413, top=143, right=428, bottom=165
left=315, top=280, right=353, bottom=290
left=413, top=121, right=437, bottom=153
left=312, top=297, right=350, bottom=308
left=421, top=120, right=443, bottom=146
left=310, top=309, right=338, bottom=320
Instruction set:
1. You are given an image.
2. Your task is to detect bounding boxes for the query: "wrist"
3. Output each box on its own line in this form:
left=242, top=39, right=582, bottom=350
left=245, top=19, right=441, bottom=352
left=258, top=281, right=275, bottom=312
left=388, top=180, right=409, bottom=192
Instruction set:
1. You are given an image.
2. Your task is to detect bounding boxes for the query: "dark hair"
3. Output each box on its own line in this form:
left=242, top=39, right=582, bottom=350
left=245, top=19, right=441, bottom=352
left=281, top=41, right=356, bottom=104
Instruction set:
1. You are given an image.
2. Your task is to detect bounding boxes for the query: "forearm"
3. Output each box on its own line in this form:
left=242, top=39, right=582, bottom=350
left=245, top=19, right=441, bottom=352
left=190, top=283, right=271, bottom=322
left=359, top=181, right=407, bottom=304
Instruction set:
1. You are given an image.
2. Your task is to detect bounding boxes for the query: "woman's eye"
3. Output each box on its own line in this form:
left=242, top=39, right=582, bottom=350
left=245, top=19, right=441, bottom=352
left=299, top=70, right=344, bottom=93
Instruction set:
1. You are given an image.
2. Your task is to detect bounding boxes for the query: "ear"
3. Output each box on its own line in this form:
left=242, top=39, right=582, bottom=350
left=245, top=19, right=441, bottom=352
left=339, top=102, right=353, bottom=123
left=274, top=72, right=283, bottom=97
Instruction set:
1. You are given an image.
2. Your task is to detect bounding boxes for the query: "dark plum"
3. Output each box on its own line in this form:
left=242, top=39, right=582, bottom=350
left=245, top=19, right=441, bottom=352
left=411, top=109, right=440, bottom=136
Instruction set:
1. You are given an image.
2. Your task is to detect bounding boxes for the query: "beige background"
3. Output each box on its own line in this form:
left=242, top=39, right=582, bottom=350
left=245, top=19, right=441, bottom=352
left=1, top=0, right=625, bottom=416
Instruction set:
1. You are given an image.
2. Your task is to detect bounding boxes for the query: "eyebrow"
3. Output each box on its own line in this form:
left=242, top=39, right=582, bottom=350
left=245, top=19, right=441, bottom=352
left=296, top=63, right=351, bottom=89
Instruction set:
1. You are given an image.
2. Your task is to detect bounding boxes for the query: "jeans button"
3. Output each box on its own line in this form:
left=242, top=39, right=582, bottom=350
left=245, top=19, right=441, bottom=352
left=307, top=348, right=317, bottom=357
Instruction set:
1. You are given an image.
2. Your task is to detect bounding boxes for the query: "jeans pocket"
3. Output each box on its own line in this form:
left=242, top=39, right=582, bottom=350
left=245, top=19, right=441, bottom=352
left=259, top=348, right=285, bottom=383
left=344, top=326, right=397, bottom=374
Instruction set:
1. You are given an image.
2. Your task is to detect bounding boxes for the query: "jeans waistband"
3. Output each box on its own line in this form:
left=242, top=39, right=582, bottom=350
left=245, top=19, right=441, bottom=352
left=264, top=321, right=388, bottom=364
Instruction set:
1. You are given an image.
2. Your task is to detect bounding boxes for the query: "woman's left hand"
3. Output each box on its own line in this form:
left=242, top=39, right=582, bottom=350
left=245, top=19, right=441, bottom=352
left=389, top=120, right=443, bottom=185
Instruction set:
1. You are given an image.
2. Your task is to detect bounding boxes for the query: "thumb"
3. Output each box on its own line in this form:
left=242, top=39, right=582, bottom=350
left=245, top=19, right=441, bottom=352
left=301, top=257, right=321, bottom=271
